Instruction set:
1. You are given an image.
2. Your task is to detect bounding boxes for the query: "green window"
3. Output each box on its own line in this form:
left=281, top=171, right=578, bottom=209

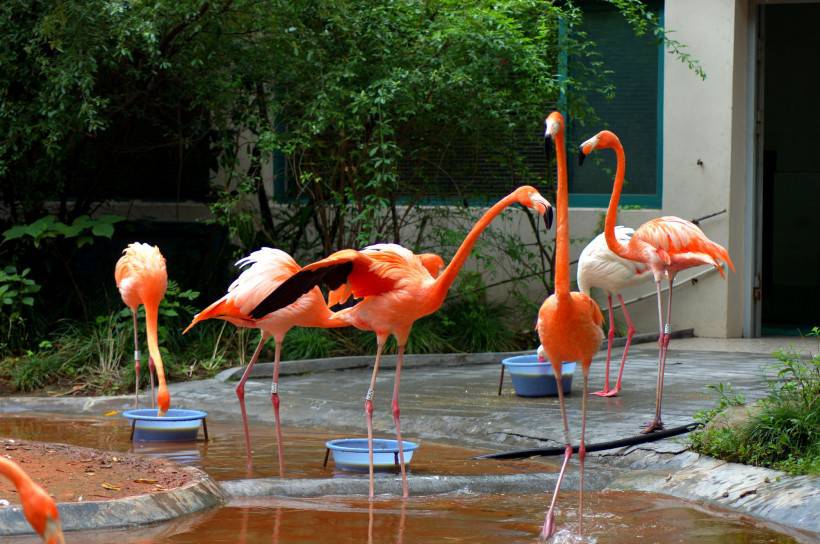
left=568, top=0, right=664, bottom=208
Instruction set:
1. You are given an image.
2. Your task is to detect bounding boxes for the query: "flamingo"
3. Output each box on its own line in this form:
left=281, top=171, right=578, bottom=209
left=248, top=187, right=554, bottom=500
left=579, top=130, right=734, bottom=433
left=0, top=457, right=64, bottom=543
left=115, top=243, right=170, bottom=416
left=184, top=248, right=354, bottom=472
left=538, top=111, right=604, bottom=540
left=577, top=227, right=651, bottom=396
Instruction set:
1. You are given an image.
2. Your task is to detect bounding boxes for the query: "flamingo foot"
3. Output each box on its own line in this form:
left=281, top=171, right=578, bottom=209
left=592, top=387, right=620, bottom=398
left=540, top=512, right=556, bottom=541
left=641, top=419, right=664, bottom=434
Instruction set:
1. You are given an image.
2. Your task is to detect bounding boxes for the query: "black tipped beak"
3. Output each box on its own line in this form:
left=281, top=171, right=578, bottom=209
left=578, top=148, right=586, bottom=167
left=544, top=206, right=554, bottom=230
left=544, top=134, right=552, bottom=164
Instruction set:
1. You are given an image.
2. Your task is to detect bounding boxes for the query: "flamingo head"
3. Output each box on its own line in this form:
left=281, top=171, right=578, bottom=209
left=513, top=186, right=554, bottom=230
left=578, top=130, right=619, bottom=166
left=536, top=345, right=546, bottom=362
left=157, top=384, right=170, bottom=417
left=418, top=253, right=445, bottom=278
left=543, top=111, right=564, bottom=141
left=22, top=483, right=64, bottom=544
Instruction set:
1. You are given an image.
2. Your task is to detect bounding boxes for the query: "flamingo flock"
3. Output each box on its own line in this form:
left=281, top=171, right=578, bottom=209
left=15, top=110, right=727, bottom=544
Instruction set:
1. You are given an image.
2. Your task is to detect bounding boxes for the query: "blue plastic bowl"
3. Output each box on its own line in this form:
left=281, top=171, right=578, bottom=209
left=501, top=355, right=575, bottom=397
left=123, top=408, right=207, bottom=442
left=326, top=438, right=419, bottom=472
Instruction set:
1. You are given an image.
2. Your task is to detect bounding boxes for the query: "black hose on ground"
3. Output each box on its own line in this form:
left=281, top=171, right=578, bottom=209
left=474, top=422, right=703, bottom=460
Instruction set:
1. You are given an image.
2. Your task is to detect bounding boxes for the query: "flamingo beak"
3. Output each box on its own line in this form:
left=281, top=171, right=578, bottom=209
left=578, top=146, right=586, bottom=166
left=44, top=517, right=65, bottom=544
left=532, top=196, right=554, bottom=230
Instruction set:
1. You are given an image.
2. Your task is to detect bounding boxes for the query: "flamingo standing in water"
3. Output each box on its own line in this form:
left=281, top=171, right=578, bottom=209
left=249, top=187, right=554, bottom=500
left=577, top=227, right=651, bottom=396
left=184, top=248, right=354, bottom=473
left=115, top=243, right=170, bottom=416
left=0, top=457, right=64, bottom=543
left=579, top=130, right=734, bottom=432
left=538, top=112, right=604, bottom=539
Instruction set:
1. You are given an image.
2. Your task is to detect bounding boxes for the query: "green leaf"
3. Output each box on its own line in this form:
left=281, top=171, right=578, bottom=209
left=91, top=222, right=115, bottom=238
left=22, top=297, right=34, bottom=306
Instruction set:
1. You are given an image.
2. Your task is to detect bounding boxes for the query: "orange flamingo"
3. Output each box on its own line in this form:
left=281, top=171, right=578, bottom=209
left=579, top=130, right=734, bottom=433
left=538, top=112, right=604, bottom=540
left=249, top=189, right=554, bottom=500
left=184, top=248, right=356, bottom=473
left=115, top=243, right=170, bottom=416
left=0, top=457, right=64, bottom=543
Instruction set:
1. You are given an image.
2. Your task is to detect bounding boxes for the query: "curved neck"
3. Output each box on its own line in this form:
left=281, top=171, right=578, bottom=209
left=553, top=129, right=570, bottom=297
left=144, top=303, right=167, bottom=389
left=0, top=457, right=31, bottom=491
left=604, top=141, right=631, bottom=259
left=434, top=192, right=519, bottom=295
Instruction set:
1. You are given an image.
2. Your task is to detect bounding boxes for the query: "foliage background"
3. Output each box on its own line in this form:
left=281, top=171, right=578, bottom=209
left=0, top=0, right=696, bottom=393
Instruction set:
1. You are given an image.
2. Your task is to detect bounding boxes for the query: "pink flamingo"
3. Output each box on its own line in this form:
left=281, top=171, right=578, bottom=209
left=184, top=248, right=350, bottom=473
left=115, top=243, right=170, bottom=416
left=579, top=130, right=734, bottom=432
left=538, top=112, right=604, bottom=539
left=0, top=457, right=64, bottom=543
left=248, top=188, right=554, bottom=500
left=577, top=227, right=651, bottom=396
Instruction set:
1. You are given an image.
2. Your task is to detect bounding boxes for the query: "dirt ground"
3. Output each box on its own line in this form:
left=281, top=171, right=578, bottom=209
left=0, top=438, right=193, bottom=504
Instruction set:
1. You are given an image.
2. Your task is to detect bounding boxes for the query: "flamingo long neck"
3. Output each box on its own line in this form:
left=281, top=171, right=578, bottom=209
left=604, top=140, right=632, bottom=260
left=554, top=128, right=570, bottom=298
left=144, top=302, right=168, bottom=407
left=0, top=457, right=30, bottom=491
left=434, top=193, right=519, bottom=297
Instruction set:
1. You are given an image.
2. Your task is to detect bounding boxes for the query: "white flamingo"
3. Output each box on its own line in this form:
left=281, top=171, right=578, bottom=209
left=577, top=226, right=651, bottom=396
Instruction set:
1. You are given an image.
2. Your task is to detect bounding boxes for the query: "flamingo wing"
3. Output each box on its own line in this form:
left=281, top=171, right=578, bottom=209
left=635, top=217, right=735, bottom=274
left=249, top=249, right=404, bottom=320
left=184, top=248, right=301, bottom=332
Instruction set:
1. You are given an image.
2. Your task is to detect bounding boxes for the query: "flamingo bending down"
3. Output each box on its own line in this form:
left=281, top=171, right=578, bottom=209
left=577, top=227, right=651, bottom=396
left=184, top=248, right=354, bottom=473
left=538, top=112, right=604, bottom=540
left=0, top=457, right=64, bottom=543
left=115, top=243, right=171, bottom=416
left=249, top=187, right=554, bottom=500
left=579, top=130, right=734, bottom=433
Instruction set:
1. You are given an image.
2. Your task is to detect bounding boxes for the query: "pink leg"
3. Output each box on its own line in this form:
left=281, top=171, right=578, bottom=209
left=592, top=294, right=615, bottom=396
left=392, top=344, right=409, bottom=498
left=365, top=340, right=386, bottom=500
left=132, top=311, right=141, bottom=409
left=148, top=356, right=156, bottom=409
left=608, top=293, right=637, bottom=395
left=578, top=366, right=589, bottom=535
left=235, top=335, right=268, bottom=469
left=271, top=338, right=285, bottom=477
left=542, top=365, right=573, bottom=540
left=643, top=280, right=669, bottom=433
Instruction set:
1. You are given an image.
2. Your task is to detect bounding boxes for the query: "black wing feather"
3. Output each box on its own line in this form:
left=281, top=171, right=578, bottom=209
left=249, top=261, right=354, bottom=319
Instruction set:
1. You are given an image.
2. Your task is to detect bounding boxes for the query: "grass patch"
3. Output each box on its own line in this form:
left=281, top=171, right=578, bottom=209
left=690, top=329, right=820, bottom=475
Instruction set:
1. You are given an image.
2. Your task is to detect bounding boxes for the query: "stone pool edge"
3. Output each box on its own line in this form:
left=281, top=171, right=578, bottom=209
left=598, top=441, right=820, bottom=538
left=0, top=465, right=226, bottom=536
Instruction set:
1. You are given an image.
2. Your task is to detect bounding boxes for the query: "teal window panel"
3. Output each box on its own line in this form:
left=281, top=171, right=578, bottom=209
left=567, top=0, right=664, bottom=209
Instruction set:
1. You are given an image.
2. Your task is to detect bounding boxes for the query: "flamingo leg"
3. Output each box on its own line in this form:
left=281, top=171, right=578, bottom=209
left=643, top=280, right=667, bottom=433
left=271, top=338, right=285, bottom=477
left=365, top=340, right=386, bottom=500
left=608, top=293, right=636, bottom=395
left=578, top=365, right=589, bottom=535
left=392, top=344, right=409, bottom=498
left=542, top=366, right=572, bottom=540
left=148, top=356, right=156, bottom=409
left=592, top=294, right=615, bottom=396
left=132, top=310, right=141, bottom=409
left=235, top=335, right=268, bottom=469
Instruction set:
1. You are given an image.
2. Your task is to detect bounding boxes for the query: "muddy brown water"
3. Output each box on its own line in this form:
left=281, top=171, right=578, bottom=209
left=0, top=413, right=551, bottom=479
left=0, top=414, right=807, bottom=543
left=6, top=492, right=803, bottom=543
